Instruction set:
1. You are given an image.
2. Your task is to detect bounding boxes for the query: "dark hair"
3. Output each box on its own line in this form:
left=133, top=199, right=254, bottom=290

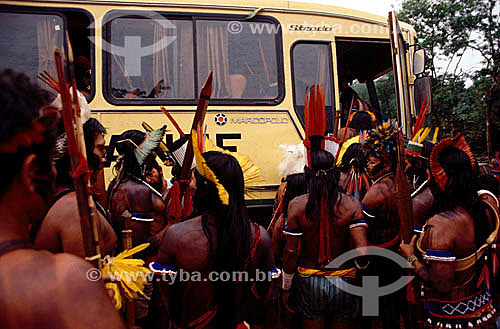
left=478, top=174, right=500, bottom=197
left=304, top=149, right=340, bottom=221
left=193, top=151, right=251, bottom=328
left=339, top=143, right=367, bottom=173
left=107, top=130, right=145, bottom=209
left=75, top=56, right=91, bottom=92
left=283, top=173, right=307, bottom=216
left=114, top=130, right=145, bottom=177
left=430, top=147, right=490, bottom=245
left=407, top=155, right=428, bottom=186
left=55, top=118, right=106, bottom=187
left=0, top=68, right=56, bottom=197
left=350, top=111, right=373, bottom=131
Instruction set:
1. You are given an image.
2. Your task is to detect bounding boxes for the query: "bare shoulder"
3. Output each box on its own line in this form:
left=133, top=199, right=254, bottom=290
left=362, top=181, right=389, bottom=209
left=256, top=224, right=272, bottom=250
left=43, top=192, right=78, bottom=224
left=0, top=250, right=125, bottom=329
left=287, top=194, right=307, bottom=213
left=338, top=192, right=362, bottom=216
left=158, top=216, right=202, bottom=251
left=423, top=213, right=456, bottom=250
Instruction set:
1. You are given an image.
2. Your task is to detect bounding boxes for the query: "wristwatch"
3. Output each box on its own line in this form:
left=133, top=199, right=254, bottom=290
left=407, top=254, right=418, bottom=266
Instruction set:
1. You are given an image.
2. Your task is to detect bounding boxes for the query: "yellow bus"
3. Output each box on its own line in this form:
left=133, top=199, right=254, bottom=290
left=0, top=0, right=428, bottom=209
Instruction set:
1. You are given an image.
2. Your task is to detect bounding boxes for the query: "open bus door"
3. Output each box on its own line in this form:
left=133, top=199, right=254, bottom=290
left=389, top=11, right=431, bottom=138
left=389, top=11, right=412, bottom=137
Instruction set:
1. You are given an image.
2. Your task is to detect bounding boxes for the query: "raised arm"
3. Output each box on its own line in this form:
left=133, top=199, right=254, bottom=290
left=400, top=217, right=456, bottom=294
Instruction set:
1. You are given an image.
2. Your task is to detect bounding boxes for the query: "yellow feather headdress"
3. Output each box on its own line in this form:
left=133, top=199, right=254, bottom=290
left=192, top=131, right=230, bottom=205
left=191, top=129, right=262, bottom=205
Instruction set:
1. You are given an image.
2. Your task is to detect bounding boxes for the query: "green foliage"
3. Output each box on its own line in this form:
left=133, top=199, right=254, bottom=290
left=399, top=0, right=500, bottom=155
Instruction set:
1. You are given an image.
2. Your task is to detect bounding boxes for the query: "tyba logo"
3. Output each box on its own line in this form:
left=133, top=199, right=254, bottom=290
left=325, top=246, right=414, bottom=316
left=88, top=10, right=177, bottom=76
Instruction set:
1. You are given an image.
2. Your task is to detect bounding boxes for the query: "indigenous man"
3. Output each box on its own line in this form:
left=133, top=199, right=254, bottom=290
left=106, top=128, right=168, bottom=325
left=150, top=144, right=280, bottom=328
left=490, top=150, right=500, bottom=182
left=0, top=68, right=125, bottom=328
left=33, top=117, right=117, bottom=258
left=337, top=110, right=376, bottom=142
left=282, top=148, right=368, bottom=329
left=400, top=133, right=499, bottom=328
left=107, top=129, right=168, bottom=252
left=360, top=122, right=406, bottom=329
left=406, top=140, right=435, bottom=227
left=271, top=172, right=307, bottom=267
left=337, top=142, right=370, bottom=200
left=144, top=159, right=171, bottom=198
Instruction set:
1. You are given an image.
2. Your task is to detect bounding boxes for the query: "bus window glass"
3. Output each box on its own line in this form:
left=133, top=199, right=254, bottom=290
left=0, top=12, right=64, bottom=91
left=109, top=17, right=194, bottom=99
left=292, top=43, right=334, bottom=131
left=196, top=20, right=279, bottom=100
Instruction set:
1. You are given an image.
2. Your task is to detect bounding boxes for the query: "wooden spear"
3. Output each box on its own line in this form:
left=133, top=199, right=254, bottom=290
left=178, top=72, right=213, bottom=184
left=54, top=40, right=102, bottom=269
left=393, top=128, right=414, bottom=243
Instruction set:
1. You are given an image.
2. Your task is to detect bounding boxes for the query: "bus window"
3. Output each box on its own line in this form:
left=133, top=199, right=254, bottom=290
left=292, top=42, right=334, bottom=133
left=107, top=16, right=194, bottom=100
left=196, top=20, right=279, bottom=101
left=336, top=38, right=393, bottom=125
left=0, top=11, right=64, bottom=92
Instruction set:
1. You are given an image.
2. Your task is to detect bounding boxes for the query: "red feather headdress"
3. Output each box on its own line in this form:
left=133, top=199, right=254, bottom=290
left=303, top=85, right=338, bottom=168
left=429, top=132, right=475, bottom=191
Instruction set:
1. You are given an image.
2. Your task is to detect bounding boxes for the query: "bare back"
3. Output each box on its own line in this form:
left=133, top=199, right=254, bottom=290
left=419, top=207, right=477, bottom=296
left=412, top=187, right=434, bottom=227
left=362, top=174, right=400, bottom=245
left=286, top=192, right=365, bottom=269
left=109, top=179, right=167, bottom=247
left=156, top=215, right=276, bottom=327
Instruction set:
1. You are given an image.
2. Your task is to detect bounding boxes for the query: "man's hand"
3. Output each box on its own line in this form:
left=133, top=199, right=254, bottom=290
left=399, top=235, right=417, bottom=259
left=281, top=290, right=294, bottom=314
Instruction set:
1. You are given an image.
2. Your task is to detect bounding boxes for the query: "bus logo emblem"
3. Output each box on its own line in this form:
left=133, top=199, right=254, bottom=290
left=215, top=113, right=227, bottom=126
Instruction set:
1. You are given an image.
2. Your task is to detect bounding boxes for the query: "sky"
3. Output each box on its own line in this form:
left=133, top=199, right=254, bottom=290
left=293, top=0, right=486, bottom=80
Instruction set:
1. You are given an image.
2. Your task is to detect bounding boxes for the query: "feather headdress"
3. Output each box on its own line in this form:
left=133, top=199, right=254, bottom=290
left=204, top=137, right=262, bottom=196
left=192, top=130, right=229, bottom=205
left=278, top=144, right=306, bottom=178
left=135, top=125, right=167, bottom=166
left=302, top=85, right=339, bottom=168
left=115, top=125, right=167, bottom=166
left=362, top=120, right=397, bottom=160
left=405, top=89, right=437, bottom=158
left=429, top=132, right=475, bottom=191
left=192, top=129, right=262, bottom=203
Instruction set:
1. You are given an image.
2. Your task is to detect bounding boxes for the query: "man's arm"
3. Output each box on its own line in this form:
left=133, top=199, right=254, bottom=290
left=347, top=197, right=369, bottom=268
left=282, top=197, right=303, bottom=275
left=255, top=226, right=280, bottom=325
left=400, top=217, right=455, bottom=293
left=361, top=183, right=385, bottom=219
left=349, top=198, right=369, bottom=253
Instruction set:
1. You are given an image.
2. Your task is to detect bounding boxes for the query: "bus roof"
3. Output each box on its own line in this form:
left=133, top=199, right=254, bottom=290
left=27, top=0, right=414, bottom=32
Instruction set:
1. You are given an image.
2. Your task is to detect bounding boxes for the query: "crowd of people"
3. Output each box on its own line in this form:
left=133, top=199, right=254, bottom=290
left=0, top=68, right=499, bottom=329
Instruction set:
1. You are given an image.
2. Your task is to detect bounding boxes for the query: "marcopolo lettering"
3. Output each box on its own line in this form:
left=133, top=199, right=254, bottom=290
left=230, top=117, right=288, bottom=124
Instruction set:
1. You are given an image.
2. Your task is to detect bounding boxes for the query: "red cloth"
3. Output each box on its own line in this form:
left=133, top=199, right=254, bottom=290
left=167, top=181, right=182, bottom=222
left=318, top=188, right=332, bottom=265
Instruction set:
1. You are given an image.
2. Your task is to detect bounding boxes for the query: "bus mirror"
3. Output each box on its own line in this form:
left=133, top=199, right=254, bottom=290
left=413, top=49, right=425, bottom=75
